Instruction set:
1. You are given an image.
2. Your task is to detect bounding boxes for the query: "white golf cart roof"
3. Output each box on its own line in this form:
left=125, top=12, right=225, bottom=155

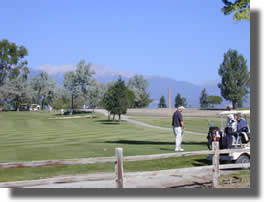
left=219, top=110, right=250, bottom=115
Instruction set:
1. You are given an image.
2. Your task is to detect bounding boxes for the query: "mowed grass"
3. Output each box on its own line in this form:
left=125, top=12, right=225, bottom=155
left=128, top=115, right=222, bottom=133
left=129, top=114, right=250, bottom=134
left=0, top=111, right=209, bottom=182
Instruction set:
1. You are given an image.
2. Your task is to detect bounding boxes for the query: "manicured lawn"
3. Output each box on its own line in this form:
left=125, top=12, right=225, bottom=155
left=128, top=115, right=222, bottom=133
left=0, top=111, right=209, bottom=182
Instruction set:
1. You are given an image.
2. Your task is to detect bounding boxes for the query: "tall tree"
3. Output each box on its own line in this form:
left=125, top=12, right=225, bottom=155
left=102, top=86, right=115, bottom=120
left=200, top=88, right=209, bottom=108
left=0, top=39, right=29, bottom=86
left=102, top=77, right=129, bottom=121
left=218, top=49, right=250, bottom=109
left=53, top=87, right=71, bottom=110
left=86, top=80, right=105, bottom=110
left=222, top=0, right=250, bottom=21
left=174, top=93, right=187, bottom=108
left=30, top=71, right=56, bottom=109
left=208, top=96, right=223, bottom=108
left=64, top=60, right=95, bottom=112
left=4, top=76, right=31, bottom=111
left=127, top=75, right=152, bottom=108
left=127, top=88, right=136, bottom=108
left=158, top=96, right=167, bottom=108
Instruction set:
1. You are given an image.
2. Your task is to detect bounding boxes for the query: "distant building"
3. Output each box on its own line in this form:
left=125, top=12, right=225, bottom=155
left=20, top=104, right=40, bottom=111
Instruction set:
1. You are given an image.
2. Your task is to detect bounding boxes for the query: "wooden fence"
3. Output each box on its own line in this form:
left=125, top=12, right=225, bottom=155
left=0, top=142, right=250, bottom=188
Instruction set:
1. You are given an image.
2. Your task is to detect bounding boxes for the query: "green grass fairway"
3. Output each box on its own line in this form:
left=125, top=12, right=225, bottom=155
left=0, top=111, right=209, bottom=182
left=129, top=115, right=222, bottom=133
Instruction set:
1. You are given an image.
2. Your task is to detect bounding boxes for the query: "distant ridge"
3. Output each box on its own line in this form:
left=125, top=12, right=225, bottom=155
left=30, top=64, right=249, bottom=108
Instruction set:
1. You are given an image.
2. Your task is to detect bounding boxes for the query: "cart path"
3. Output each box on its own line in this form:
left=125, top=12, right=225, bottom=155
left=0, top=166, right=234, bottom=188
left=95, top=109, right=206, bottom=136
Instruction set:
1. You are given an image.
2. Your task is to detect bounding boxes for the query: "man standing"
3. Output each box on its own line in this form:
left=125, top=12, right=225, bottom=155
left=172, top=105, right=185, bottom=151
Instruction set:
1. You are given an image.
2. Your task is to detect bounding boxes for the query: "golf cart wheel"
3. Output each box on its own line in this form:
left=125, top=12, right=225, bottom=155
left=235, top=154, right=250, bottom=164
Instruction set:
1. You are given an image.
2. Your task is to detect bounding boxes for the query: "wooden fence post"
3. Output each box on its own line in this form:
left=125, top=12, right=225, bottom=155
left=115, top=148, right=124, bottom=188
left=212, top=142, right=220, bottom=188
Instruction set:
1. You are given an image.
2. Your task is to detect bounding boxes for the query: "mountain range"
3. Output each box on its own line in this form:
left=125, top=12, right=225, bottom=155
left=30, top=64, right=249, bottom=108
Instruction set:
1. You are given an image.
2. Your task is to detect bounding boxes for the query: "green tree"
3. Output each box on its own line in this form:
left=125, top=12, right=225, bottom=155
left=53, top=87, right=71, bottom=110
left=158, top=96, right=167, bottom=108
left=102, top=77, right=130, bottom=121
left=237, top=98, right=243, bottom=108
left=86, top=80, right=105, bottom=111
left=174, top=93, right=187, bottom=108
left=30, top=71, right=56, bottom=109
left=0, top=39, right=29, bottom=86
left=64, top=60, right=95, bottom=113
left=102, top=87, right=115, bottom=120
left=222, top=0, right=250, bottom=21
left=208, top=96, right=223, bottom=108
left=127, top=75, right=152, bottom=108
left=200, top=88, right=209, bottom=108
left=218, top=49, right=250, bottom=109
left=127, top=88, right=136, bottom=108
left=4, top=76, right=31, bottom=111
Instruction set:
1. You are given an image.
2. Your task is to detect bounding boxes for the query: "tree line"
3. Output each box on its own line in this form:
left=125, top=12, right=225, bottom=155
left=0, top=39, right=152, bottom=117
left=158, top=93, right=187, bottom=108
left=0, top=40, right=250, bottom=112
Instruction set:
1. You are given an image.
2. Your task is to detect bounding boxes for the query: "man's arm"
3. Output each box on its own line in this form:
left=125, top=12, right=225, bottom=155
left=181, top=121, right=184, bottom=129
left=172, top=112, right=175, bottom=126
left=179, top=113, right=184, bottom=129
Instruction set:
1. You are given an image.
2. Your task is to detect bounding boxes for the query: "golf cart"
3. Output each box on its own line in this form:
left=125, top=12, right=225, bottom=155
left=207, top=110, right=250, bottom=164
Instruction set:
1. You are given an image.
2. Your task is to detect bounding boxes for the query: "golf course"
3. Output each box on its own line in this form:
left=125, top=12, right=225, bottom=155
left=0, top=110, right=213, bottom=182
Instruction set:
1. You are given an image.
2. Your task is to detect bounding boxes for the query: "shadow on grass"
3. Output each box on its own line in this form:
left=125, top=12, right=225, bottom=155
left=104, top=140, right=208, bottom=145
left=192, top=158, right=211, bottom=166
left=94, top=120, right=125, bottom=125
left=54, top=111, right=94, bottom=116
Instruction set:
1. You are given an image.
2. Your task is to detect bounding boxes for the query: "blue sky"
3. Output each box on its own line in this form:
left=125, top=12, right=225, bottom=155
left=0, top=0, right=249, bottom=84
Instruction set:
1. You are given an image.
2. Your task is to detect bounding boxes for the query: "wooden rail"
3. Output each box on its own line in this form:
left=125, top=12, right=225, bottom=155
left=0, top=142, right=250, bottom=188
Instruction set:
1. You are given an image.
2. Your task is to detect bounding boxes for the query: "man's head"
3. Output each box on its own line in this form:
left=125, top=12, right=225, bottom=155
left=177, top=105, right=185, bottom=112
left=236, top=113, right=242, bottom=121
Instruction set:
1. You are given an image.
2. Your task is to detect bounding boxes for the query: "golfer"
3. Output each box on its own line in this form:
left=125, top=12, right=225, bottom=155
left=172, top=105, right=185, bottom=151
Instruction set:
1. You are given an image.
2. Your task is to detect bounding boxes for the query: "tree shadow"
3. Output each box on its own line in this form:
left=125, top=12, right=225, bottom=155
left=160, top=148, right=175, bottom=151
left=169, top=181, right=212, bottom=188
left=182, top=141, right=208, bottom=145
left=192, top=158, right=211, bottom=166
left=94, top=120, right=125, bottom=125
left=104, top=140, right=208, bottom=146
left=54, top=111, right=94, bottom=116
left=105, top=140, right=174, bottom=145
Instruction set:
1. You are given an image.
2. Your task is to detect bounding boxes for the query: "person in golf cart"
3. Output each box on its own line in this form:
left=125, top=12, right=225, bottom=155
left=225, top=114, right=237, bottom=149
left=235, top=112, right=250, bottom=144
left=207, top=110, right=250, bottom=150
left=207, top=110, right=250, bottom=164
left=224, top=112, right=250, bottom=148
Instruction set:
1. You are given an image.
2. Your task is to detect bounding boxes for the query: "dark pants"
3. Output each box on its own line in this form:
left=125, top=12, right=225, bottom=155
left=226, top=133, right=233, bottom=149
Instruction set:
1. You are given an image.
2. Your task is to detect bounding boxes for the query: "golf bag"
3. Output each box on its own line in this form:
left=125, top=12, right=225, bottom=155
left=237, top=127, right=250, bottom=144
left=207, top=126, right=223, bottom=150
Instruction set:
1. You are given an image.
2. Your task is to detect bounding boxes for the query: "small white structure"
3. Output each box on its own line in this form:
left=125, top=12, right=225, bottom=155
left=21, top=104, right=40, bottom=111
left=48, top=105, right=53, bottom=112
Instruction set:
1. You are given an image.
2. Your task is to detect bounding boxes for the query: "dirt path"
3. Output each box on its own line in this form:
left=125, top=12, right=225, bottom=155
left=0, top=166, right=235, bottom=188
left=95, top=109, right=206, bottom=136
